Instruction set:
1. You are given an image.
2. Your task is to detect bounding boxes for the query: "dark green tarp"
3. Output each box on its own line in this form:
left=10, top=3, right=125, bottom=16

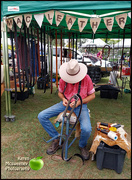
left=1, top=1, right=131, bottom=39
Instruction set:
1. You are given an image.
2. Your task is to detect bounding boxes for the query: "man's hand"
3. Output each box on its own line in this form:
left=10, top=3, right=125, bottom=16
left=63, top=98, right=68, bottom=106
left=69, top=100, right=81, bottom=108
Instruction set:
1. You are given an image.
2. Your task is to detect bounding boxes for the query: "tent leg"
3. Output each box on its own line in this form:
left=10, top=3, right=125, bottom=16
left=2, top=18, right=15, bottom=122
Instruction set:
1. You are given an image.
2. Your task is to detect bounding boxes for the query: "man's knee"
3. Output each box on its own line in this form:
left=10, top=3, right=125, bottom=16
left=38, top=111, right=47, bottom=123
left=38, top=112, right=42, bottom=122
left=81, top=125, right=92, bottom=136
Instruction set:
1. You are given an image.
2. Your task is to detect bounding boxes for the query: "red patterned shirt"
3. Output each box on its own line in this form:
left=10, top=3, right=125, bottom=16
left=58, top=74, right=95, bottom=102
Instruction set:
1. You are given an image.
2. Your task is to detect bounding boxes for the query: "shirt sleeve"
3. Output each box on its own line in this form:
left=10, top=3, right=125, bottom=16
left=58, top=78, right=65, bottom=93
left=86, top=75, right=95, bottom=95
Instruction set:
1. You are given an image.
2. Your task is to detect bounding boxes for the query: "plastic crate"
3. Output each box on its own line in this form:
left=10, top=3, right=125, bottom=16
left=37, top=75, right=50, bottom=89
left=100, top=89, right=119, bottom=99
left=11, top=89, right=29, bottom=101
left=122, top=67, right=130, bottom=75
left=96, top=141, right=126, bottom=174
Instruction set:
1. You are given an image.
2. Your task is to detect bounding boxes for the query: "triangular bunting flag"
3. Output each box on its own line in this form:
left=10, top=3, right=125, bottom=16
left=14, top=15, right=23, bottom=28
left=78, top=18, right=88, bottom=32
left=115, top=13, right=127, bottom=29
left=24, top=14, right=32, bottom=28
left=103, top=17, right=114, bottom=31
left=128, top=12, right=131, bottom=18
left=66, top=15, right=76, bottom=30
left=6, top=18, right=13, bottom=30
left=45, top=10, right=54, bottom=25
left=55, top=11, right=64, bottom=26
left=90, top=18, right=101, bottom=34
left=34, top=13, right=44, bottom=28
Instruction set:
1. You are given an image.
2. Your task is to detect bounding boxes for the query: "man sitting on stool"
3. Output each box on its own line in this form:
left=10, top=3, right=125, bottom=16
left=38, top=59, right=95, bottom=160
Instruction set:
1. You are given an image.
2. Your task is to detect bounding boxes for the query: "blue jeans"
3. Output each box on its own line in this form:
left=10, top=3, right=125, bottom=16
left=38, top=101, right=92, bottom=148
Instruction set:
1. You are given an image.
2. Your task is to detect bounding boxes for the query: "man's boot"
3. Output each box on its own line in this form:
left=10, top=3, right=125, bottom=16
left=79, top=146, right=90, bottom=160
left=46, top=139, right=63, bottom=155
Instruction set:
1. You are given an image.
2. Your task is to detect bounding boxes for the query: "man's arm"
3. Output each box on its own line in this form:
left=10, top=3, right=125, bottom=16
left=58, top=91, right=68, bottom=106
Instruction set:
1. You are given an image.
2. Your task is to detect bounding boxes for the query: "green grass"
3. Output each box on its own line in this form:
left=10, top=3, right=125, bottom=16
left=1, top=77, right=131, bottom=179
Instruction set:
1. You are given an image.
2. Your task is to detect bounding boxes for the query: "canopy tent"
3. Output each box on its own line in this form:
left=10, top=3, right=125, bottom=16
left=114, top=38, right=131, bottom=48
left=1, top=1, right=131, bottom=39
left=1, top=1, right=131, bottom=121
left=81, top=38, right=110, bottom=48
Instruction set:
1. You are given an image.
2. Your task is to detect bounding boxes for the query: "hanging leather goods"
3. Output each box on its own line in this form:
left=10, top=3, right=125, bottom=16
left=40, top=26, right=44, bottom=78
left=37, top=28, right=41, bottom=76
left=55, top=29, right=58, bottom=89
left=10, top=28, right=17, bottom=103
left=14, top=22, right=22, bottom=92
left=50, top=29, right=53, bottom=94
left=43, top=25, right=47, bottom=93
left=27, top=27, right=32, bottom=86
left=31, top=26, right=35, bottom=88
left=19, top=28, right=25, bottom=93
left=24, top=22, right=30, bottom=92
left=34, top=28, right=37, bottom=84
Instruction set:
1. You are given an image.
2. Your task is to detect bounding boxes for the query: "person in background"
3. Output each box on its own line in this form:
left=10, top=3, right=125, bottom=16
left=84, top=49, right=89, bottom=56
left=97, top=49, right=102, bottom=66
left=97, top=49, right=102, bottom=59
left=120, top=53, right=126, bottom=64
left=127, top=56, right=130, bottom=67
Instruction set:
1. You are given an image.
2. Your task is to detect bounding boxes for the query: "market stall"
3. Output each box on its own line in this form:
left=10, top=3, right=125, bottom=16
left=1, top=1, right=131, bottom=121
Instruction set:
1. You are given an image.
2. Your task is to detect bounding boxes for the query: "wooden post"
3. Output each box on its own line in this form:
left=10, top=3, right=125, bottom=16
left=69, top=33, right=71, bottom=60
left=73, top=33, right=74, bottom=58
left=75, top=34, right=77, bottom=59
left=120, top=29, right=125, bottom=80
left=56, top=30, right=58, bottom=88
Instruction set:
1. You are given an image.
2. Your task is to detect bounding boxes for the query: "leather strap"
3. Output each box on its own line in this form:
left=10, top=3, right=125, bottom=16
left=63, top=81, right=82, bottom=100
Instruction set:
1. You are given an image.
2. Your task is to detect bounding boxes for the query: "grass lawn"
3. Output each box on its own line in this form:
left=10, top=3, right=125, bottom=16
left=1, top=77, right=131, bottom=179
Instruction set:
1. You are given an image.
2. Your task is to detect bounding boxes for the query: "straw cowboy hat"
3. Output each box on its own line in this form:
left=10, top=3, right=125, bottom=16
left=59, top=59, right=87, bottom=84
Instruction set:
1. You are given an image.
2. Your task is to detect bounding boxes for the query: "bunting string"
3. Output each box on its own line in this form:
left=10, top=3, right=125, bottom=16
left=5, top=11, right=131, bottom=33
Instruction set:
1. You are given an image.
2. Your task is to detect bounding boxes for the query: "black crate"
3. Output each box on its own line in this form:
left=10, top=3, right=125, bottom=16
left=96, top=141, right=126, bottom=174
left=37, top=75, right=50, bottom=89
left=100, top=89, right=119, bottom=99
left=11, top=90, right=29, bottom=101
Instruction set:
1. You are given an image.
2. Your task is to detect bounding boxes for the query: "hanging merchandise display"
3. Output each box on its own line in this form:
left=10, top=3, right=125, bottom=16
left=10, top=29, right=17, bottom=103
left=37, top=25, right=50, bottom=92
left=11, top=21, right=30, bottom=102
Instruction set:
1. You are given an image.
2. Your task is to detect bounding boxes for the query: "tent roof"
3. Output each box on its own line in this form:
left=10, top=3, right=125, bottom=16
left=114, top=38, right=131, bottom=48
left=81, top=38, right=108, bottom=48
left=1, top=1, right=131, bottom=39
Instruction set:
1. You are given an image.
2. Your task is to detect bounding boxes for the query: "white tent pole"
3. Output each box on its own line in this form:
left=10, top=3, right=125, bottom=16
left=2, top=19, right=9, bottom=118
left=2, top=17, right=15, bottom=121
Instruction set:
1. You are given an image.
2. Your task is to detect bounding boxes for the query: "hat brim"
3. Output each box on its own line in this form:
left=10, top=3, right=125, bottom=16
left=59, top=62, right=87, bottom=84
